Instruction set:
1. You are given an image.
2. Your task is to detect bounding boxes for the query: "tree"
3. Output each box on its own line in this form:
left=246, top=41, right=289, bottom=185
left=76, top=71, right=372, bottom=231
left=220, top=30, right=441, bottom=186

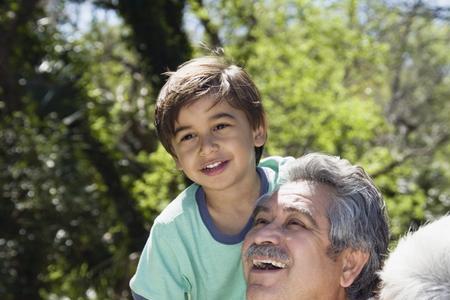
left=1, top=0, right=449, bottom=298
left=1, top=0, right=190, bottom=298
left=185, top=0, right=450, bottom=238
left=360, top=0, right=450, bottom=235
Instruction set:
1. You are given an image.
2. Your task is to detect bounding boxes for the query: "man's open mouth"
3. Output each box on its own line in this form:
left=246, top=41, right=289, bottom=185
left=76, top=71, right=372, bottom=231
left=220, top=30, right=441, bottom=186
left=252, top=258, right=287, bottom=270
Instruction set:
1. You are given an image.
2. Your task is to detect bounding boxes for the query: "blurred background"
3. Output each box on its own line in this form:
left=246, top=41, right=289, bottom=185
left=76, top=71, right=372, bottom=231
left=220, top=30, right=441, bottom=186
left=1, top=0, right=449, bottom=299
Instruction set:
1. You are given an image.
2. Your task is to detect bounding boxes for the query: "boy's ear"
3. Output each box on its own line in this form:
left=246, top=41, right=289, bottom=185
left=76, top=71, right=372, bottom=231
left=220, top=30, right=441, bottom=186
left=253, top=125, right=267, bottom=147
left=340, top=249, right=369, bottom=288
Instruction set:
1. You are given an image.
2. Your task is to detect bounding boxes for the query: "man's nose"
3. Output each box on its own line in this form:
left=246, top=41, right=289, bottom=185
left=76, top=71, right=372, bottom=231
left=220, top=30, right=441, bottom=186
left=199, top=134, right=218, bottom=156
left=253, top=223, right=282, bottom=245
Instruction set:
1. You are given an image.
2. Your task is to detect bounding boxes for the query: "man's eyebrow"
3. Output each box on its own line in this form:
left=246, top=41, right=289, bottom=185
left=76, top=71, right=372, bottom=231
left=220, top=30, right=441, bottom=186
left=284, top=206, right=319, bottom=229
left=252, top=205, right=270, bottom=219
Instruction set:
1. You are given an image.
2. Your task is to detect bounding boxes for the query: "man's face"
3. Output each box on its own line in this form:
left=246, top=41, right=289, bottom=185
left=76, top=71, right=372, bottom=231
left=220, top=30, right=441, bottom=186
left=242, top=181, right=348, bottom=300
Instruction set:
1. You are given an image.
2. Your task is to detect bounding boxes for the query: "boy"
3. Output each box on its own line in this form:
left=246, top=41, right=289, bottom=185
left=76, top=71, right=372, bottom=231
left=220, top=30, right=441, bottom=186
left=130, top=56, right=291, bottom=300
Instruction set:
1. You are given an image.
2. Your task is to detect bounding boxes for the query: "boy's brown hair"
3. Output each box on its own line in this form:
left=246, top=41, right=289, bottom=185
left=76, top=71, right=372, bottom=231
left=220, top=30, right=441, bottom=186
left=155, top=56, right=266, bottom=163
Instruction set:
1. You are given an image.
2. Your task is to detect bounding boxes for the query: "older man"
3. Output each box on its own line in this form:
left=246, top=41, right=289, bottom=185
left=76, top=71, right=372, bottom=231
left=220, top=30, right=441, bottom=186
left=242, top=153, right=390, bottom=300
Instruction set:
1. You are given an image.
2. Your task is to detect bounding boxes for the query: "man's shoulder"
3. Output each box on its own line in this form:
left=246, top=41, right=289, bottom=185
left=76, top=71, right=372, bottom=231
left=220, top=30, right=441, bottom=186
left=258, top=156, right=295, bottom=191
left=259, top=155, right=295, bottom=169
left=154, top=183, right=200, bottom=226
left=259, top=155, right=295, bottom=178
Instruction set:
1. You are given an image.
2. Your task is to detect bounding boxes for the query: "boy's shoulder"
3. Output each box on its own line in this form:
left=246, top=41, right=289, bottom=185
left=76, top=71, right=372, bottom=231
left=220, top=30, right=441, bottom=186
left=153, top=183, right=200, bottom=226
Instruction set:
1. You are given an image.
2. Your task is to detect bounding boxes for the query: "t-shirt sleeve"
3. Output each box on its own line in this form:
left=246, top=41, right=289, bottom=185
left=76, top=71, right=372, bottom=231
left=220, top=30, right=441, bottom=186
left=259, top=155, right=295, bottom=184
left=130, top=223, right=190, bottom=299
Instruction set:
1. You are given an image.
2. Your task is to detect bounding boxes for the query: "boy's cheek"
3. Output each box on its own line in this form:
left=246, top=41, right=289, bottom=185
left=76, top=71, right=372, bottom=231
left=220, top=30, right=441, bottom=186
left=175, top=158, right=183, bottom=170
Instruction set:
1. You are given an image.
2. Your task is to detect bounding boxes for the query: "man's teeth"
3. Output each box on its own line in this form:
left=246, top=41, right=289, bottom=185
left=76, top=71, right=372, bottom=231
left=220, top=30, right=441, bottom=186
left=205, top=161, right=222, bottom=169
left=253, top=259, right=287, bottom=269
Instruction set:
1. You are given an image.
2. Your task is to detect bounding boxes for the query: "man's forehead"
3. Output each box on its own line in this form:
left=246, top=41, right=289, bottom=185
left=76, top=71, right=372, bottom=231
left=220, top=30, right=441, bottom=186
left=278, top=180, right=320, bottom=195
left=256, top=181, right=332, bottom=213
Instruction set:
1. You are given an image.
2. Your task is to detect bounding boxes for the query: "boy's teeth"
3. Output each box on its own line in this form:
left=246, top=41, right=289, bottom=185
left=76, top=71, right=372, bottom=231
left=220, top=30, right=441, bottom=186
left=205, top=161, right=222, bottom=169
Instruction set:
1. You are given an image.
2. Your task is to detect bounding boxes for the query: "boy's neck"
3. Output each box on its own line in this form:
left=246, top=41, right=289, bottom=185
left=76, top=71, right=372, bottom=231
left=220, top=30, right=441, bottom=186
left=203, top=170, right=261, bottom=236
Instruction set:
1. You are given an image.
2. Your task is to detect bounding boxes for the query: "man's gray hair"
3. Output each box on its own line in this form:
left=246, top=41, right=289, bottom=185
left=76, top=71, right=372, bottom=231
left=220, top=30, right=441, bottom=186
left=379, top=215, right=450, bottom=300
left=280, top=152, right=389, bottom=300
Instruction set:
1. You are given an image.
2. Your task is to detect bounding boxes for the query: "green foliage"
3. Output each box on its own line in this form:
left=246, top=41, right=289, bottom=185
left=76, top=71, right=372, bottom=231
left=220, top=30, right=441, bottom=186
left=237, top=0, right=389, bottom=163
left=185, top=0, right=450, bottom=247
left=376, top=164, right=427, bottom=237
left=133, top=146, right=186, bottom=221
left=1, top=0, right=189, bottom=298
left=79, top=21, right=156, bottom=153
left=0, top=111, right=119, bottom=299
left=1, top=0, right=450, bottom=299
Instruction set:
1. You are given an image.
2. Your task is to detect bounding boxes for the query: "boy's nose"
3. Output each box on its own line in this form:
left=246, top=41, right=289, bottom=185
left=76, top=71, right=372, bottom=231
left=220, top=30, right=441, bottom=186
left=199, top=135, right=219, bottom=156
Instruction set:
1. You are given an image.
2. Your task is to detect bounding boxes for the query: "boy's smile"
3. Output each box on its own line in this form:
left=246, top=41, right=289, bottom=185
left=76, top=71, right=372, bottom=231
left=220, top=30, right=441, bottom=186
left=200, top=160, right=229, bottom=176
left=171, top=96, right=266, bottom=194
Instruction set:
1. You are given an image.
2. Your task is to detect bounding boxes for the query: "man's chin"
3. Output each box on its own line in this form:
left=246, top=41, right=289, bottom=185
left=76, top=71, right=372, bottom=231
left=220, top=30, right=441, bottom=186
left=247, top=286, right=270, bottom=300
left=246, top=268, right=286, bottom=287
left=246, top=284, right=285, bottom=300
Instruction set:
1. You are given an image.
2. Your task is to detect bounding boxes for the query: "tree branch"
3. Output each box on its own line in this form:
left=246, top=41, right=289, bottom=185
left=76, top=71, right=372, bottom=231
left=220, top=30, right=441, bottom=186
left=189, top=0, right=223, bottom=48
left=371, top=132, right=450, bottom=178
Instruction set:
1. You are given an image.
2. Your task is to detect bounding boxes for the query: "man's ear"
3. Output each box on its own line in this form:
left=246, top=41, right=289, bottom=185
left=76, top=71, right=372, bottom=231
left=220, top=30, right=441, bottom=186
left=253, top=124, right=267, bottom=147
left=340, top=249, right=369, bottom=288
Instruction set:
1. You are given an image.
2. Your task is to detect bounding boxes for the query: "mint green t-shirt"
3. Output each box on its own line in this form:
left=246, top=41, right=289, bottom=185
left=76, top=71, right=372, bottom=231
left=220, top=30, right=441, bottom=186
left=130, top=156, right=292, bottom=300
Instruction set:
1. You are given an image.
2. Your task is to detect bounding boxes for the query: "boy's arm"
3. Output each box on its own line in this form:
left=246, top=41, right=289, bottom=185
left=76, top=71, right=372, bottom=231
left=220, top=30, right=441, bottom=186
left=130, top=223, right=191, bottom=299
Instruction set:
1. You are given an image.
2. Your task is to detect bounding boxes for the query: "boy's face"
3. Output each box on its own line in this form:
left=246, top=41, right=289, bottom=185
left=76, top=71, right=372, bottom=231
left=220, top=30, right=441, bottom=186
left=171, top=96, right=266, bottom=193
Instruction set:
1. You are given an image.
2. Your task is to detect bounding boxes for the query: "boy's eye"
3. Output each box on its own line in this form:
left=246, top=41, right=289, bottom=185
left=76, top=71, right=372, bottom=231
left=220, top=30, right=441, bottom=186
left=180, top=133, right=195, bottom=142
left=213, top=123, right=229, bottom=131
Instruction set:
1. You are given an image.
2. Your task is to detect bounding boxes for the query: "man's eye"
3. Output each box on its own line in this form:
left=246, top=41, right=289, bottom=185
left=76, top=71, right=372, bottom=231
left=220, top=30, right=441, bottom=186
left=253, top=217, right=269, bottom=227
left=286, top=219, right=305, bottom=228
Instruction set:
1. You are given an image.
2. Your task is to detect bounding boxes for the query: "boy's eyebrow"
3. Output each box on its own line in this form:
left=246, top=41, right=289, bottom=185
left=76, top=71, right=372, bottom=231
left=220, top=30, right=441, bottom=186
left=174, top=125, right=191, bottom=136
left=174, top=112, right=237, bottom=136
left=209, top=112, right=236, bottom=121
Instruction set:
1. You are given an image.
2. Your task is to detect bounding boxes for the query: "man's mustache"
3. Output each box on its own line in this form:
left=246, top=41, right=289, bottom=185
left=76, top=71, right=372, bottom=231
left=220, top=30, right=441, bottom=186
left=245, top=243, right=289, bottom=262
